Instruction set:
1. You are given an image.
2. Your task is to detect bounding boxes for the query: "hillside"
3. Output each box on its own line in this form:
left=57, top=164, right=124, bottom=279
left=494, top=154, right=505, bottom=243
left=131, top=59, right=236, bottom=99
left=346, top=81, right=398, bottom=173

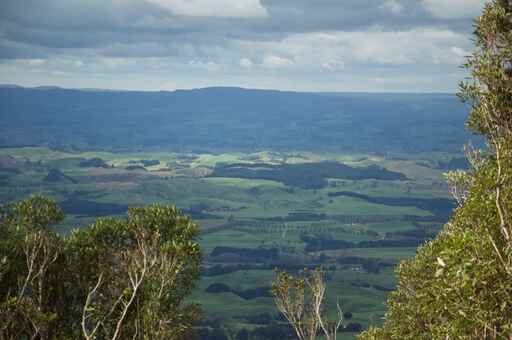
left=0, top=86, right=475, bottom=153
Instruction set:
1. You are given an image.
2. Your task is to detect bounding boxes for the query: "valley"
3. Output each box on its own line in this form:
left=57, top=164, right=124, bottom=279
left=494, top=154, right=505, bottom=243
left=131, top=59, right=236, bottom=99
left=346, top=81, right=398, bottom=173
left=0, top=146, right=461, bottom=338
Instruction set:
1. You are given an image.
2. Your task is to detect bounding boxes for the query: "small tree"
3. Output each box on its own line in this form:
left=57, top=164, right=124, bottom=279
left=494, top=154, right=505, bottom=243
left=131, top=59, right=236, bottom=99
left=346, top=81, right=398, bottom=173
left=0, top=196, right=201, bottom=339
left=272, top=268, right=343, bottom=340
left=0, top=196, right=64, bottom=340
left=71, top=204, right=201, bottom=340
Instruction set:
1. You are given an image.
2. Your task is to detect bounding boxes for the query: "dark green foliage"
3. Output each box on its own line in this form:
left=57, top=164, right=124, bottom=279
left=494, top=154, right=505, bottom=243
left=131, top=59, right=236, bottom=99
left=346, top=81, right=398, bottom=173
left=0, top=196, right=64, bottom=339
left=236, top=328, right=250, bottom=340
left=336, top=257, right=394, bottom=274
left=58, top=198, right=128, bottom=216
left=359, top=1, right=512, bottom=338
left=201, top=263, right=319, bottom=277
left=210, top=162, right=407, bottom=189
left=237, top=287, right=273, bottom=300
left=125, top=165, right=147, bottom=171
left=241, top=313, right=275, bottom=325
left=43, top=168, right=77, bottom=184
left=0, top=195, right=201, bottom=339
left=204, top=282, right=272, bottom=300
left=327, top=191, right=455, bottom=219
left=205, top=283, right=232, bottom=293
left=436, top=157, right=471, bottom=170
left=140, top=159, right=160, bottom=166
left=345, top=323, right=363, bottom=333
left=196, top=326, right=230, bottom=340
left=260, top=212, right=445, bottom=223
left=210, top=246, right=279, bottom=262
left=302, top=233, right=424, bottom=252
left=78, top=157, right=109, bottom=168
left=249, top=322, right=295, bottom=339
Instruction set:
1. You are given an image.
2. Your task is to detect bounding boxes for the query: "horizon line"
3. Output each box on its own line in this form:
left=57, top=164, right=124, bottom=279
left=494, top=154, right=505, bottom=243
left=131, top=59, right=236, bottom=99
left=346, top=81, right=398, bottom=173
left=0, top=83, right=457, bottom=95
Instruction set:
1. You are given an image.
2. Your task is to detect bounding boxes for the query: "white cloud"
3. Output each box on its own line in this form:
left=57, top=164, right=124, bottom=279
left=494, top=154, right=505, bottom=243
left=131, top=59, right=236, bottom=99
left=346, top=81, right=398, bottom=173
left=188, top=59, right=221, bottom=71
left=421, top=0, right=488, bottom=19
left=239, top=29, right=470, bottom=68
left=239, top=58, right=254, bottom=68
left=28, top=59, right=46, bottom=66
left=262, top=55, right=294, bottom=69
left=101, top=58, right=135, bottom=68
left=321, top=58, right=345, bottom=70
left=380, top=0, right=404, bottom=15
left=146, top=0, right=268, bottom=18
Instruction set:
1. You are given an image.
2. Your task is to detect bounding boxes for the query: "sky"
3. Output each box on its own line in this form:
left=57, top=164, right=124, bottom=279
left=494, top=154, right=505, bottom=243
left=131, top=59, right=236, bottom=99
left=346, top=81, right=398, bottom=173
left=0, top=0, right=488, bottom=92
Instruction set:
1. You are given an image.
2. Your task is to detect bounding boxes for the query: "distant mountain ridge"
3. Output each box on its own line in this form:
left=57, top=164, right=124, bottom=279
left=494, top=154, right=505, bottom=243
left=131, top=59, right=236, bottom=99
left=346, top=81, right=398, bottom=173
left=0, top=85, right=476, bottom=153
left=0, top=84, right=456, bottom=94
left=0, top=84, right=24, bottom=89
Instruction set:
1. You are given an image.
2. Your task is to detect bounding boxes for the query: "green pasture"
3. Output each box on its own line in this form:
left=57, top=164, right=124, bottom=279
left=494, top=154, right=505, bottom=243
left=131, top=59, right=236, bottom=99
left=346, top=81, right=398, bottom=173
left=0, top=147, right=458, bottom=336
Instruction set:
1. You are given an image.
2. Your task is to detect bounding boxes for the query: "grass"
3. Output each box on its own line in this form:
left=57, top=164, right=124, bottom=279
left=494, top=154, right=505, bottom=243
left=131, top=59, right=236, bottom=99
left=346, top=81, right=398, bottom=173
left=321, top=247, right=418, bottom=261
left=190, top=266, right=397, bottom=330
left=317, top=195, right=431, bottom=216
left=365, top=221, right=418, bottom=233
left=0, top=146, right=457, bottom=336
left=199, top=229, right=284, bottom=253
left=203, top=177, right=285, bottom=189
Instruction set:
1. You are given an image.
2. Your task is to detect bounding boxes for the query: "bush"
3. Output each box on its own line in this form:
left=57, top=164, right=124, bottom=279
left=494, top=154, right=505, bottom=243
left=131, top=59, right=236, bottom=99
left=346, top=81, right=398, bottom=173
left=0, top=195, right=201, bottom=339
left=359, top=1, right=512, bottom=338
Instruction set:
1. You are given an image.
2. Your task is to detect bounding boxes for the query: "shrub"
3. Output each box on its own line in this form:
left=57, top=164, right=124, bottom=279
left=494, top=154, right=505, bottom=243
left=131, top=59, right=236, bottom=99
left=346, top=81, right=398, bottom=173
left=359, top=1, right=512, bottom=338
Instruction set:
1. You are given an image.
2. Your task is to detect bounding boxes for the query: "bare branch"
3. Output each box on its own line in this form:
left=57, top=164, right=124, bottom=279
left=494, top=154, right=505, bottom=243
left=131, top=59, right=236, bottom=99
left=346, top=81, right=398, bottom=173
left=82, top=274, right=104, bottom=340
left=272, top=268, right=344, bottom=340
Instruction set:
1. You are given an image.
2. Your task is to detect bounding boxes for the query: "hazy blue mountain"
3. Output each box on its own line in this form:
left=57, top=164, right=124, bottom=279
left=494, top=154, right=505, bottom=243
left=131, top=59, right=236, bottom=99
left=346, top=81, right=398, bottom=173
left=0, top=86, right=475, bottom=153
left=0, top=84, right=23, bottom=89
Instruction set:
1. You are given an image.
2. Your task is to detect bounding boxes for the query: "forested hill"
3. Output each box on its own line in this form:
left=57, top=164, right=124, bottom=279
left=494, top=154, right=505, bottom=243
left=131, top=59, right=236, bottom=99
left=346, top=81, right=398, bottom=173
left=0, top=86, right=474, bottom=153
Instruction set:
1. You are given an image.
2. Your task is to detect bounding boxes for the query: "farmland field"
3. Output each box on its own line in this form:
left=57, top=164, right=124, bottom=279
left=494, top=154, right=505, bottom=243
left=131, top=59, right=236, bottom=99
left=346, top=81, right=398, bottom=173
left=0, top=146, right=461, bottom=338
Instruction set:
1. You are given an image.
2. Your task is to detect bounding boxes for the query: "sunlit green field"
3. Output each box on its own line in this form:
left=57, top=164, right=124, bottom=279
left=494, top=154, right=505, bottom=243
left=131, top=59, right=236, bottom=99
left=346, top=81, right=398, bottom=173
left=0, top=146, right=458, bottom=337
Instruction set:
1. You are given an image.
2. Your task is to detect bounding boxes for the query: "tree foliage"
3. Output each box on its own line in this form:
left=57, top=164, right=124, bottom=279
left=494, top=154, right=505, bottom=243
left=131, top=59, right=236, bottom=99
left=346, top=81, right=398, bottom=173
left=272, top=268, right=343, bottom=340
left=0, top=195, right=201, bottom=339
left=359, top=1, right=512, bottom=339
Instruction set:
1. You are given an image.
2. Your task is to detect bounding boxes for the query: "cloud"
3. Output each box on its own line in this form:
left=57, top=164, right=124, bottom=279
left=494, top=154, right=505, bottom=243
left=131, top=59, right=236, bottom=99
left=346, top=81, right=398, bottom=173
left=146, top=0, right=268, bottom=18
left=0, top=0, right=477, bottom=92
left=421, top=0, right=488, bottom=19
left=380, top=0, right=404, bottom=15
left=321, top=58, right=345, bottom=71
left=262, top=55, right=294, bottom=68
left=238, top=29, right=470, bottom=68
left=101, top=58, right=136, bottom=69
left=239, top=58, right=254, bottom=68
left=188, top=59, right=221, bottom=71
left=28, top=59, right=47, bottom=66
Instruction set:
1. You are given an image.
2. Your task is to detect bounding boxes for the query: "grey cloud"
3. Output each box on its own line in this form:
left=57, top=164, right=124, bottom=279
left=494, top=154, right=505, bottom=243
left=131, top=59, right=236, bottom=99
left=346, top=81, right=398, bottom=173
left=0, top=39, right=49, bottom=59
left=0, top=0, right=161, bottom=31
left=260, top=0, right=472, bottom=33
left=0, top=0, right=475, bottom=52
left=0, top=0, right=479, bottom=92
